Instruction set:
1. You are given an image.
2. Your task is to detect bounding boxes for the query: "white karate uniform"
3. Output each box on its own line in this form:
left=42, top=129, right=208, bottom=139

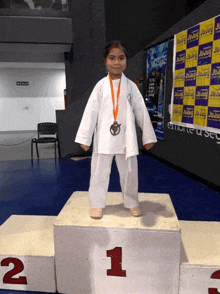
left=75, top=73, right=157, bottom=208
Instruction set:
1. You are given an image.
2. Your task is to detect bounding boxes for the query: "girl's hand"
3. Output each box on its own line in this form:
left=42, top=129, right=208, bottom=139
left=80, top=144, right=90, bottom=151
left=144, top=143, right=155, bottom=150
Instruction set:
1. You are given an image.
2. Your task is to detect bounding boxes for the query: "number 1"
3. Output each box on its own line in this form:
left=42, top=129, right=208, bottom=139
left=107, top=247, right=126, bottom=277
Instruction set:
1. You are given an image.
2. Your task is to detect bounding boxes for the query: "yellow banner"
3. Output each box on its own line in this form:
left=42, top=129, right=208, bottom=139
left=212, top=39, right=220, bottom=63
left=185, top=47, right=198, bottom=68
left=176, top=30, right=187, bottom=52
left=194, top=106, right=208, bottom=126
left=174, top=69, right=185, bottom=88
left=172, top=105, right=183, bottom=122
left=199, top=18, right=215, bottom=45
left=172, top=15, right=220, bottom=132
left=196, top=64, right=211, bottom=86
left=183, top=87, right=196, bottom=105
left=209, top=85, right=220, bottom=106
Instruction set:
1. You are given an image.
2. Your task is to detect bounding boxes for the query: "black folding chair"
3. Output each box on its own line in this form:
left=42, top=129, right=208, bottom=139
left=31, top=122, right=61, bottom=160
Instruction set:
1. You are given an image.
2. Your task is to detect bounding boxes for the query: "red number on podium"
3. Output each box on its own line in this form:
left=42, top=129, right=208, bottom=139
left=208, top=270, right=220, bottom=294
left=1, top=257, right=27, bottom=285
left=107, top=247, right=126, bottom=277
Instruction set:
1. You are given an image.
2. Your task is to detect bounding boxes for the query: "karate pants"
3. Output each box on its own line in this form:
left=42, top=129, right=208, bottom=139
left=88, top=153, right=139, bottom=209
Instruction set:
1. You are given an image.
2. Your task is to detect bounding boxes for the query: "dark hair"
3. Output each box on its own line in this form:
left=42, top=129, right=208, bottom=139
left=103, top=40, right=128, bottom=60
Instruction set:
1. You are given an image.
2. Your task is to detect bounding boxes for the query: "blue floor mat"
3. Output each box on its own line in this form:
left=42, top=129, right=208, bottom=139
left=1, top=154, right=219, bottom=225
left=0, top=154, right=219, bottom=294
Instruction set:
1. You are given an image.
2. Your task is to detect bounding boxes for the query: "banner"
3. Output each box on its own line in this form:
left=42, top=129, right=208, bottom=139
left=171, top=15, right=220, bottom=134
left=145, top=41, right=169, bottom=140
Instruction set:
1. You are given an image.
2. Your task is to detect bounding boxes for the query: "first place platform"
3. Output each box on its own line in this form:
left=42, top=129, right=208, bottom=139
left=54, top=191, right=181, bottom=294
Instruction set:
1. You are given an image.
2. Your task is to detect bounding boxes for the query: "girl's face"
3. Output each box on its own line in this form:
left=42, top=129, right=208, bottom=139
left=105, top=47, right=127, bottom=79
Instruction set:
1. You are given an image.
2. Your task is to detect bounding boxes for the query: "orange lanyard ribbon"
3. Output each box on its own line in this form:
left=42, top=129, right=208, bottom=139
left=109, top=76, right=121, bottom=123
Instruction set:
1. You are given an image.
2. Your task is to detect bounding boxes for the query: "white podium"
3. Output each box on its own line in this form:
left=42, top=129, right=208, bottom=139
left=179, top=221, right=220, bottom=294
left=0, top=215, right=56, bottom=293
left=54, top=191, right=181, bottom=294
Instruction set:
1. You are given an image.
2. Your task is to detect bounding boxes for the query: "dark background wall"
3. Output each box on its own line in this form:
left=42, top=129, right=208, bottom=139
left=142, top=0, right=220, bottom=188
left=143, top=41, right=220, bottom=188
left=57, top=0, right=220, bottom=189
left=105, top=0, right=207, bottom=58
left=57, top=0, right=107, bottom=157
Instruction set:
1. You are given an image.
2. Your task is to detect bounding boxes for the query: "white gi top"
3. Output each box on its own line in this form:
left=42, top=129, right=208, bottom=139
left=75, top=73, right=157, bottom=159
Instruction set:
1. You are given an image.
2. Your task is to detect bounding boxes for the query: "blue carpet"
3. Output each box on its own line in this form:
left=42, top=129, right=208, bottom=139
left=0, top=154, right=219, bottom=293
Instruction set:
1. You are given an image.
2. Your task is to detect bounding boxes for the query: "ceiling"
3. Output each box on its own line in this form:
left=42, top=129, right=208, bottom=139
left=0, top=43, right=71, bottom=66
left=0, top=62, right=65, bottom=69
left=0, top=0, right=210, bottom=65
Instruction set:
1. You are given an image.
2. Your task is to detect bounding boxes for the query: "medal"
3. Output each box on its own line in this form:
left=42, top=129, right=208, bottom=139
left=110, top=121, right=121, bottom=136
left=109, top=76, right=121, bottom=136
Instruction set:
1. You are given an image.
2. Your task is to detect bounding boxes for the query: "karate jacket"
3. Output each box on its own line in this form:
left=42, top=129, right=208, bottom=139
left=75, top=73, right=157, bottom=160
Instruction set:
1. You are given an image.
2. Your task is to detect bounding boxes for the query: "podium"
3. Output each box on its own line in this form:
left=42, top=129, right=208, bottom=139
left=54, top=192, right=181, bottom=294
left=1, top=192, right=220, bottom=293
left=179, top=221, right=220, bottom=294
left=0, top=215, right=56, bottom=293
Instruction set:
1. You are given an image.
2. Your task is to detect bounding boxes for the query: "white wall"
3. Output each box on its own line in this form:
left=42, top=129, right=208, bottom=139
left=0, top=66, right=66, bottom=131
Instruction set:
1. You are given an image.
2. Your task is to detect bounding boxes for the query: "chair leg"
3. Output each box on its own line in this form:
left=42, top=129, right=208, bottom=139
left=57, top=140, right=61, bottom=157
left=31, top=141, right=33, bottom=161
left=55, top=141, right=57, bottom=158
left=35, top=142, right=39, bottom=158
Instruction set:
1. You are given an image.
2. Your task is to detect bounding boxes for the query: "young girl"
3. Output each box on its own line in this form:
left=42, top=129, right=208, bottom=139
left=75, top=41, right=157, bottom=219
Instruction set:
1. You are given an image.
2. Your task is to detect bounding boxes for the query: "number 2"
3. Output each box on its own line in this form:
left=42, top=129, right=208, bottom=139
left=107, top=247, right=126, bottom=277
left=1, top=257, right=27, bottom=285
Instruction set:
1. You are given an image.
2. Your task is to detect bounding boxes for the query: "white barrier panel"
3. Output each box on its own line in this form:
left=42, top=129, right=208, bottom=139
left=54, top=191, right=181, bottom=294
left=0, top=215, right=56, bottom=292
left=179, top=221, right=220, bottom=294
